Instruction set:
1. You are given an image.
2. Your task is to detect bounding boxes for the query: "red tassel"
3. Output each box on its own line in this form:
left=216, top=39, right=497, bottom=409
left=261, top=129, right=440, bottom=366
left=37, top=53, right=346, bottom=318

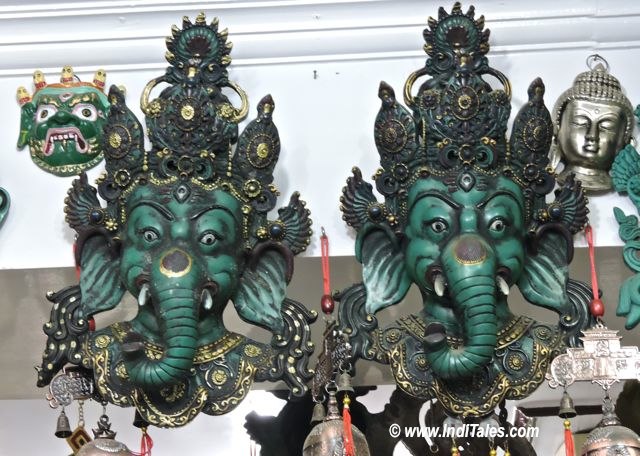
left=564, top=420, right=574, bottom=456
left=133, top=427, right=153, bottom=456
left=343, top=395, right=356, bottom=456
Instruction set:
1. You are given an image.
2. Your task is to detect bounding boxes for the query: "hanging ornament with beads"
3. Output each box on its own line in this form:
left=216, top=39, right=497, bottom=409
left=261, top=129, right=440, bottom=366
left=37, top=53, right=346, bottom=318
left=547, top=224, right=640, bottom=455
left=303, top=228, right=370, bottom=456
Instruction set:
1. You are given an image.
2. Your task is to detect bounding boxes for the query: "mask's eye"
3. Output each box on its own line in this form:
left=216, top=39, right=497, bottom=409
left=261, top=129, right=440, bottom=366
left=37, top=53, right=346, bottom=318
left=430, top=220, right=448, bottom=233
left=199, top=232, right=217, bottom=246
left=489, top=218, right=507, bottom=233
left=36, top=105, right=57, bottom=123
left=72, top=104, right=98, bottom=121
left=142, top=229, right=159, bottom=243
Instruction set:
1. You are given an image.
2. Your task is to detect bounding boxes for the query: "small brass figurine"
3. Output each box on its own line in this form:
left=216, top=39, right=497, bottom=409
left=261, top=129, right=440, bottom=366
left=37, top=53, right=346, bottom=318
left=550, top=55, right=633, bottom=192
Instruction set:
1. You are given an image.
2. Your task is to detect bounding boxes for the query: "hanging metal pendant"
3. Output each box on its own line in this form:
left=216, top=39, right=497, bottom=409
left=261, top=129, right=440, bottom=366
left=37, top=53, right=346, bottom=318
left=54, top=408, right=72, bottom=438
left=302, top=392, right=370, bottom=456
left=580, top=395, right=640, bottom=455
left=76, top=413, right=133, bottom=456
left=558, top=390, right=577, bottom=419
left=550, top=54, right=634, bottom=191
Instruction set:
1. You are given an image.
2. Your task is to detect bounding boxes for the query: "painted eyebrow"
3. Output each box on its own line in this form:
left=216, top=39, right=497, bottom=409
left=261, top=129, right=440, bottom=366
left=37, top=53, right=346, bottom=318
left=476, top=190, right=523, bottom=211
left=190, top=205, right=239, bottom=224
left=129, top=201, right=174, bottom=221
left=409, top=190, right=461, bottom=211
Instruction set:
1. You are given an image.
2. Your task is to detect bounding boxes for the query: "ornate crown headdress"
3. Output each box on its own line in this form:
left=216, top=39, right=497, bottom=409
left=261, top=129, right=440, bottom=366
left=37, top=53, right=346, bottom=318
left=341, top=3, right=587, bottom=242
left=68, top=13, right=310, bottom=254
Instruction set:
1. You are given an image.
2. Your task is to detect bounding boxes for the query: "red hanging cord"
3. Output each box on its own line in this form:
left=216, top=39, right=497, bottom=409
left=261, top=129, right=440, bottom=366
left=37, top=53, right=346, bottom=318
left=342, top=395, right=356, bottom=456
left=132, top=427, right=153, bottom=456
left=320, top=227, right=335, bottom=314
left=585, top=225, right=604, bottom=318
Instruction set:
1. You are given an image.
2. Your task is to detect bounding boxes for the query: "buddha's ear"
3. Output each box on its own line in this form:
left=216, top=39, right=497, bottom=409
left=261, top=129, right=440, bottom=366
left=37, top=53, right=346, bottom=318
left=356, top=224, right=411, bottom=314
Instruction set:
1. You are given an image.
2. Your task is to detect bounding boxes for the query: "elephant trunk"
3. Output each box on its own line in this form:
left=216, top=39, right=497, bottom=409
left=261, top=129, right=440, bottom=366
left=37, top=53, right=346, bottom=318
left=124, top=287, right=199, bottom=389
left=424, top=235, right=498, bottom=379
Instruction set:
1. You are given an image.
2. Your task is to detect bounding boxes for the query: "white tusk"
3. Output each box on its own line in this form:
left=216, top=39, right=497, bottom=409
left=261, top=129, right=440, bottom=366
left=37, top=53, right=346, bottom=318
left=138, top=283, right=150, bottom=307
left=433, top=274, right=446, bottom=297
left=496, top=276, right=510, bottom=296
left=202, top=289, right=213, bottom=311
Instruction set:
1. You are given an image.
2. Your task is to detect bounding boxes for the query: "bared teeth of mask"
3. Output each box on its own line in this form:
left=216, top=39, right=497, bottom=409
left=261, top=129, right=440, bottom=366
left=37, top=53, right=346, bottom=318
left=202, top=289, right=213, bottom=311
left=496, top=276, right=510, bottom=296
left=433, top=274, right=446, bottom=297
left=138, top=283, right=150, bottom=307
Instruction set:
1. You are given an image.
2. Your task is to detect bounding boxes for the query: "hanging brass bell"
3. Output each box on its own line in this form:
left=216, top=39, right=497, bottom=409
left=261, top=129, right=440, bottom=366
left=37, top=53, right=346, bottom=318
left=558, top=390, right=577, bottom=419
left=55, top=409, right=72, bottom=438
left=311, top=401, right=326, bottom=424
left=336, top=371, right=354, bottom=395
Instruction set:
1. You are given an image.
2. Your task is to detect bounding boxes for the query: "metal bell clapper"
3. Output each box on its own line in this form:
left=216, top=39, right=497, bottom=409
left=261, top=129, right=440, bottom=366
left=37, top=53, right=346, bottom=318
left=559, top=390, right=577, bottom=419
left=55, top=407, right=72, bottom=438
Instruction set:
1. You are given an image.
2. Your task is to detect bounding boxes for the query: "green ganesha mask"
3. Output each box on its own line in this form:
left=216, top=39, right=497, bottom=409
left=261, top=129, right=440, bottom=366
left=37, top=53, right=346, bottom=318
left=17, top=66, right=109, bottom=176
left=338, top=3, right=593, bottom=419
left=36, top=14, right=315, bottom=427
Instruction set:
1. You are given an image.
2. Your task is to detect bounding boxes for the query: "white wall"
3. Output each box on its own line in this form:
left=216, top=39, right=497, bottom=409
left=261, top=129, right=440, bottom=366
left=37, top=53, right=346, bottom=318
left=1, top=0, right=640, bottom=268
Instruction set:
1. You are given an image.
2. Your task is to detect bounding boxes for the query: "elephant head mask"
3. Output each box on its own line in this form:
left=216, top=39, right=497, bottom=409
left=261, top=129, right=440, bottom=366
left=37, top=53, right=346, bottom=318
left=339, top=3, right=592, bottom=418
left=36, top=14, right=315, bottom=427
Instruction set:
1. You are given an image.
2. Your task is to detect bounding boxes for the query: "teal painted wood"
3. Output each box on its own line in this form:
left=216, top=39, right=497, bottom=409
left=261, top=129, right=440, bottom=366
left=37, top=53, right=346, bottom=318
left=338, top=3, right=592, bottom=419
left=36, top=13, right=315, bottom=428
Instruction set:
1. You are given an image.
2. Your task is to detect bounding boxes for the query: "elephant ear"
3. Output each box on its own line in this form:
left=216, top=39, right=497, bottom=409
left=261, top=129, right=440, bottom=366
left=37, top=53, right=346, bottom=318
left=356, top=225, right=411, bottom=314
left=77, top=231, right=126, bottom=317
left=518, top=231, right=569, bottom=312
left=233, top=245, right=289, bottom=333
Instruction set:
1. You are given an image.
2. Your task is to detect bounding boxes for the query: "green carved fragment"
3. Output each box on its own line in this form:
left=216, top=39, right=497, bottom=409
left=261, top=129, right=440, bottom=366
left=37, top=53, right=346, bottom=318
left=612, top=123, right=640, bottom=329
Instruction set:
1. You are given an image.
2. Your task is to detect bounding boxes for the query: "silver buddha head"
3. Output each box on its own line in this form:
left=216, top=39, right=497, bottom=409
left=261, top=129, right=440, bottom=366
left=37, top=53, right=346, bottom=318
left=551, top=60, right=633, bottom=191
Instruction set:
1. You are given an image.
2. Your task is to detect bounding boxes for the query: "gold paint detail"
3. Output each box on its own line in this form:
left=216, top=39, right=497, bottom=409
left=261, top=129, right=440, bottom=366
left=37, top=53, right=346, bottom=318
left=206, top=358, right=256, bottom=415
left=211, top=369, right=228, bottom=385
left=244, top=344, right=262, bottom=358
left=133, top=387, right=207, bottom=428
left=180, top=104, right=195, bottom=120
left=109, top=132, right=122, bottom=148
left=386, top=314, right=562, bottom=417
left=256, top=143, right=270, bottom=159
left=159, top=248, right=193, bottom=278
left=115, top=363, right=129, bottom=380
left=94, top=335, right=112, bottom=349
left=159, top=382, right=186, bottom=403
